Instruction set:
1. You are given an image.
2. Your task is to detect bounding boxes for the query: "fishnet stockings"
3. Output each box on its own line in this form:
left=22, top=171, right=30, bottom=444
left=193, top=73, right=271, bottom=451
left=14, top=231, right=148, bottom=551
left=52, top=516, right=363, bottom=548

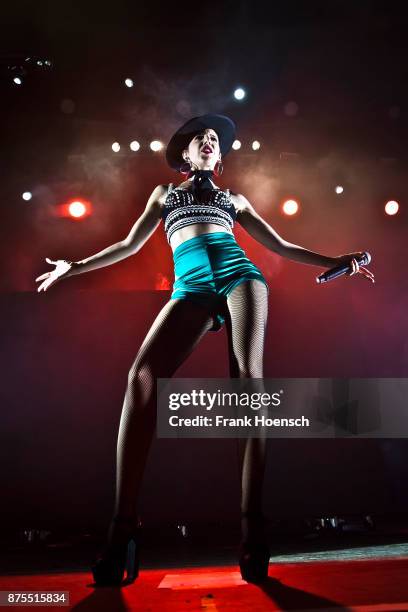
left=225, top=280, right=269, bottom=542
left=113, top=298, right=214, bottom=520
left=112, top=278, right=269, bottom=544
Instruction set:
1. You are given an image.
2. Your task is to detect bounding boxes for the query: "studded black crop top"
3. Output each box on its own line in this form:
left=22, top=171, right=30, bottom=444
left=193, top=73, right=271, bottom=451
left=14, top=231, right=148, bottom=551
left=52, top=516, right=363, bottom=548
left=161, top=183, right=238, bottom=244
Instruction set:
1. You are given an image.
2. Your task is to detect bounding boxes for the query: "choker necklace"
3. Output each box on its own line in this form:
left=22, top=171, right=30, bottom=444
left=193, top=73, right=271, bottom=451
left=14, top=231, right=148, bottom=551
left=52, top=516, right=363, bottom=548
left=189, top=169, right=215, bottom=204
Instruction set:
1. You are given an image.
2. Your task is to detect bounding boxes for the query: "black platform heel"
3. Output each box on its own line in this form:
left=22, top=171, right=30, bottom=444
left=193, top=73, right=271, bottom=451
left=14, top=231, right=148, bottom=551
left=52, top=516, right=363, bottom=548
left=91, top=515, right=141, bottom=586
left=239, top=512, right=270, bottom=584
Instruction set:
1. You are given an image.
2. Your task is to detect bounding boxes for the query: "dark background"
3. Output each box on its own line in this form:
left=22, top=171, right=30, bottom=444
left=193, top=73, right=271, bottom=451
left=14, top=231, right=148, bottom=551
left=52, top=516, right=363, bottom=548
left=1, top=1, right=407, bottom=531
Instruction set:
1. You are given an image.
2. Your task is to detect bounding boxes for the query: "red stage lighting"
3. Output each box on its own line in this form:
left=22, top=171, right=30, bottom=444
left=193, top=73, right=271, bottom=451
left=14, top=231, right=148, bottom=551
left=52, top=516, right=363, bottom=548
left=155, top=272, right=171, bottom=290
left=58, top=199, right=92, bottom=220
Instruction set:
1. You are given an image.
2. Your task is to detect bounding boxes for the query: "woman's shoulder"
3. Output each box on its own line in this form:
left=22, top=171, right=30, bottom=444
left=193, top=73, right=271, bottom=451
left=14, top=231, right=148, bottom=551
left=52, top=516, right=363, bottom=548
left=164, top=182, right=190, bottom=196
left=147, top=185, right=172, bottom=212
left=153, top=184, right=178, bottom=199
left=228, top=190, right=247, bottom=215
left=156, top=183, right=185, bottom=210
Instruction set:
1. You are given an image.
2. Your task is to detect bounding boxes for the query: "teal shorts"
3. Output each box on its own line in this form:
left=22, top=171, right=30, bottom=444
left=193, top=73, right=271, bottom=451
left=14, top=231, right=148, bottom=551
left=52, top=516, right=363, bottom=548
left=170, top=232, right=269, bottom=332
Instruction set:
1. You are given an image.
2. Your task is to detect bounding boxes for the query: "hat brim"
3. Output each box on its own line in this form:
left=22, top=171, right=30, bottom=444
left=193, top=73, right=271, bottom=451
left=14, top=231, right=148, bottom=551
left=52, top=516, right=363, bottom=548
left=165, top=114, right=236, bottom=171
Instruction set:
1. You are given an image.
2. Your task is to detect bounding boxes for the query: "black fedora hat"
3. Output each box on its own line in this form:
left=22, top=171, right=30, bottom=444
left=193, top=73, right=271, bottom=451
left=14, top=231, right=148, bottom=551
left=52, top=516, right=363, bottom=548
left=166, top=113, right=236, bottom=171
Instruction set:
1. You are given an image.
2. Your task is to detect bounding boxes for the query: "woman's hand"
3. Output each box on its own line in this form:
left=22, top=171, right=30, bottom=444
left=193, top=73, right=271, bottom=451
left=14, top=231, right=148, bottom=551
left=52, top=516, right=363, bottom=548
left=35, top=258, right=74, bottom=293
left=335, top=252, right=375, bottom=283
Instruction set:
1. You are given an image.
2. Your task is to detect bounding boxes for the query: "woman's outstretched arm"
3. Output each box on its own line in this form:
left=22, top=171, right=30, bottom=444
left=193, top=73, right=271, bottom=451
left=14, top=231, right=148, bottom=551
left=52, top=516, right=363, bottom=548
left=68, top=184, right=167, bottom=276
left=36, top=184, right=167, bottom=292
left=234, top=193, right=374, bottom=281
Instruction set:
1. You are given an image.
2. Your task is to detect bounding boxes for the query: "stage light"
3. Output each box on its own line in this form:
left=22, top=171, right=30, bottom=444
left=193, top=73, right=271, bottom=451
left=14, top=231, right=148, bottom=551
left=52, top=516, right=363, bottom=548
left=252, top=140, right=261, bottom=151
left=112, top=142, right=120, bottom=152
left=150, top=140, right=163, bottom=151
left=125, top=78, right=134, bottom=88
left=155, top=272, right=171, bottom=290
left=232, top=140, right=241, bottom=150
left=234, top=87, right=246, bottom=101
left=8, top=57, right=51, bottom=87
left=68, top=201, right=87, bottom=218
left=24, top=56, right=51, bottom=69
left=385, top=200, right=399, bottom=216
left=22, top=192, right=32, bottom=201
left=130, top=140, right=140, bottom=151
left=59, top=199, right=92, bottom=220
left=177, top=524, right=188, bottom=537
left=8, top=62, right=27, bottom=85
left=282, top=199, right=299, bottom=216
left=335, top=185, right=344, bottom=194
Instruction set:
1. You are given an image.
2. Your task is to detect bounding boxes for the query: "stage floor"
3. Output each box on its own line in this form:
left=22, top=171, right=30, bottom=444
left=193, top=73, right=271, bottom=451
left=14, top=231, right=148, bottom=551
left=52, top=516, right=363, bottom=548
left=1, top=521, right=408, bottom=611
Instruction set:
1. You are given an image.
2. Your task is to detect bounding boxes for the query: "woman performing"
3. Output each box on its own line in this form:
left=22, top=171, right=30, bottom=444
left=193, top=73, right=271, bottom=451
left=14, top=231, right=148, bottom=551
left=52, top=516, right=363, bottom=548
left=35, top=114, right=374, bottom=586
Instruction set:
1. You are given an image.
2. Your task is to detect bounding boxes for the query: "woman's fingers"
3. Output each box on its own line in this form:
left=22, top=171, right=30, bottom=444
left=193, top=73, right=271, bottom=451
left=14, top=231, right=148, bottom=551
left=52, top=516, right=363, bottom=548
left=36, top=271, right=56, bottom=291
left=35, top=272, right=50, bottom=282
left=349, top=258, right=359, bottom=276
left=348, top=257, right=375, bottom=282
left=38, top=279, right=52, bottom=292
left=359, top=266, right=375, bottom=282
left=349, top=262, right=375, bottom=283
left=36, top=258, right=64, bottom=291
left=354, top=253, right=375, bottom=279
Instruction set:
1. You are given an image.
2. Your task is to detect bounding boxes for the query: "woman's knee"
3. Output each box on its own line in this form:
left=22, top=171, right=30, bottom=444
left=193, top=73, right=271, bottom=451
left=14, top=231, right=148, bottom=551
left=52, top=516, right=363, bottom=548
left=237, top=362, right=263, bottom=378
left=127, top=361, right=155, bottom=401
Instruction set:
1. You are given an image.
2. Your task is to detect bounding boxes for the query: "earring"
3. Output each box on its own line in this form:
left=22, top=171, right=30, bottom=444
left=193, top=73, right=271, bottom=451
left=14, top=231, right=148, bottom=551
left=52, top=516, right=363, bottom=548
left=180, top=154, right=193, bottom=175
left=183, top=156, right=199, bottom=174
left=214, top=159, right=223, bottom=176
left=180, top=160, right=192, bottom=175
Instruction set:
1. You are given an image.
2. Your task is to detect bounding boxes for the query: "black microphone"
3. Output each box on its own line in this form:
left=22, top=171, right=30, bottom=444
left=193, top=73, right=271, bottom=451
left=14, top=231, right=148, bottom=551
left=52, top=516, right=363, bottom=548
left=316, top=252, right=371, bottom=284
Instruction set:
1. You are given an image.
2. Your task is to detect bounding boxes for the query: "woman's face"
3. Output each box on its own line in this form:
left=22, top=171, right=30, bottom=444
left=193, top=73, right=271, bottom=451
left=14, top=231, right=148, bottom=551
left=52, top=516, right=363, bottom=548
left=183, top=128, right=221, bottom=170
